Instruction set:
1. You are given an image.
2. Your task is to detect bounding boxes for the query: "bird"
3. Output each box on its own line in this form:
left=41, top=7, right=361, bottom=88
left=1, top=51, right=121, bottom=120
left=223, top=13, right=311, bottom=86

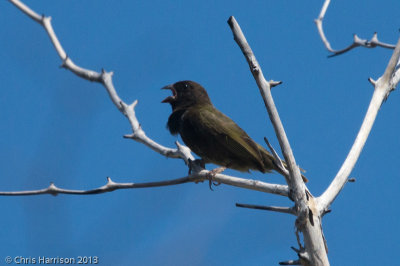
left=161, top=80, right=307, bottom=183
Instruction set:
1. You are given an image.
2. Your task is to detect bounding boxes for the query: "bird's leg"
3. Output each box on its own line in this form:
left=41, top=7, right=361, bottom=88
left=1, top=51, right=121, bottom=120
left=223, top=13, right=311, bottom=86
left=188, top=159, right=205, bottom=175
left=206, top=166, right=226, bottom=191
left=188, top=159, right=206, bottom=184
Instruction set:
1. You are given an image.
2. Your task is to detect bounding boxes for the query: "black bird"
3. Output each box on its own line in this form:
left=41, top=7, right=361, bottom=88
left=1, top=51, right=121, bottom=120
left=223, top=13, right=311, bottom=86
left=162, top=80, right=307, bottom=182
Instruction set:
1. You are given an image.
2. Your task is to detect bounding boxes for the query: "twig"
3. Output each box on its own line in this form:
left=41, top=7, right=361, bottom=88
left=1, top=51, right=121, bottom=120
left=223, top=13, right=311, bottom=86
left=0, top=177, right=191, bottom=196
left=317, top=37, right=400, bottom=213
left=8, top=0, right=195, bottom=166
left=0, top=172, right=289, bottom=197
left=264, top=137, right=289, bottom=176
left=314, top=0, right=395, bottom=57
left=236, top=203, right=295, bottom=215
left=279, top=260, right=301, bottom=265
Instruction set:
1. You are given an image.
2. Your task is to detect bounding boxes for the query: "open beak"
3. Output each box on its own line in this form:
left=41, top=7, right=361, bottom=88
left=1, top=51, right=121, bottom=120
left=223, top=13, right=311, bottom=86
left=161, top=84, right=177, bottom=103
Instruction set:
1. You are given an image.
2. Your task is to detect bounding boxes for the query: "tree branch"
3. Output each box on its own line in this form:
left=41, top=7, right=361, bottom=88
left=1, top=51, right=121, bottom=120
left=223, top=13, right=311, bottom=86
left=236, top=203, right=296, bottom=215
left=317, top=37, right=400, bottom=213
left=279, top=260, right=301, bottom=265
left=0, top=172, right=289, bottom=197
left=8, top=0, right=195, bottom=166
left=227, top=16, right=305, bottom=194
left=228, top=16, right=329, bottom=266
left=264, top=137, right=289, bottom=177
left=314, top=0, right=395, bottom=57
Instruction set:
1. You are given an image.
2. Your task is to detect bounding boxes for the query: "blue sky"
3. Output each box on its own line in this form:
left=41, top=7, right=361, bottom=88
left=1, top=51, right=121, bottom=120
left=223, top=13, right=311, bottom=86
left=1, top=0, right=399, bottom=265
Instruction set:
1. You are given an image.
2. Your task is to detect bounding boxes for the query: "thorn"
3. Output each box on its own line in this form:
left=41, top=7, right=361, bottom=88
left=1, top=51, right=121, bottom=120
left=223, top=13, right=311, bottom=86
left=175, top=141, right=182, bottom=148
left=269, top=80, right=283, bottom=88
left=368, top=77, right=376, bottom=86
left=106, top=177, right=115, bottom=185
left=131, top=100, right=138, bottom=108
left=279, top=259, right=301, bottom=265
left=123, top=134, right=135, bottom=139
left=348, top=177, right=356, bottom=183
left=291, top=246, right=300, bottom=253
left=322, top=209, right=332, bottom=216
left=48, top=182, right=58, bottom=197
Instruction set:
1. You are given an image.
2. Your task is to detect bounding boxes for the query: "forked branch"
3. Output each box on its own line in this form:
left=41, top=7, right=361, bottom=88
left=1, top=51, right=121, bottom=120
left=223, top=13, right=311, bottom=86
left=317, top=38, right=400, bottom=212
left=315, top=0, right=395, bottom=57
left=236, top=203, right=296, bottom=215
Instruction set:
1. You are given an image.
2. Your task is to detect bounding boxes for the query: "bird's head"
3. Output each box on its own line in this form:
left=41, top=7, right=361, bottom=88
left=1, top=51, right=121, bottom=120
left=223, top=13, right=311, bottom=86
left=161, top=80, right=211, bottom=110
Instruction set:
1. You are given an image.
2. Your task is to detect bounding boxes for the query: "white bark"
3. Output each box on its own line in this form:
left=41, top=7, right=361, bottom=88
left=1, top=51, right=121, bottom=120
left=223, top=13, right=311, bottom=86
left=0, top=172, right=289, bottom=197
left=228, top=16, right=328, bottom=266
left=317, top=38, right=400, bottom=212
left=315, top=0, right=395, bottom=56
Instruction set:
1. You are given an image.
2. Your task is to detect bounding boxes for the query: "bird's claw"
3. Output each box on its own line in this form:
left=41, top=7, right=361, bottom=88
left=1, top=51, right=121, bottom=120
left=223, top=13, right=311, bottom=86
left=206, top=166, right=226, bottom=191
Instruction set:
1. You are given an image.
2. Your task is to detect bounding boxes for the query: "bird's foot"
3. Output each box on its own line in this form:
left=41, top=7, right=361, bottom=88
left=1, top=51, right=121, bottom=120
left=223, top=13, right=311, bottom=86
left=206, top=166, right=226, bottom=191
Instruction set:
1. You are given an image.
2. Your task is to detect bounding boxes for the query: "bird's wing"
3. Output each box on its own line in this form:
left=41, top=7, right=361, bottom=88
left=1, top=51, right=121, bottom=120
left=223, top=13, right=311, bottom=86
left=188, top=106, right=266, bottom=171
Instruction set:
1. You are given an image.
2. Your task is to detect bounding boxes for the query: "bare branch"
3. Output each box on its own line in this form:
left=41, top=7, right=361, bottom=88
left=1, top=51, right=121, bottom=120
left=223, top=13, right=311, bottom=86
left=0, top=172, right=289, bottom=197
left=228, top=16, right=329, bottom=265
left=314, top=0, right=333, bottom=52
left=236, top=203, right=296, bottom=215
left=279, top=260, right=301, bottom=265
left=227, top=15, right=306, bottom=211
left=8, top=0, right=42, bottom=23
left=0, top=177, right=191, bottom=196
left=317, top=38, right=400, bottom=213
left=314, top=0, right=395, bottom=57
left=8, top=0, right=195, bottom=166
left=264, top=137, right=289, bottom=176
left=269, top=80, right=283, bottom=88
